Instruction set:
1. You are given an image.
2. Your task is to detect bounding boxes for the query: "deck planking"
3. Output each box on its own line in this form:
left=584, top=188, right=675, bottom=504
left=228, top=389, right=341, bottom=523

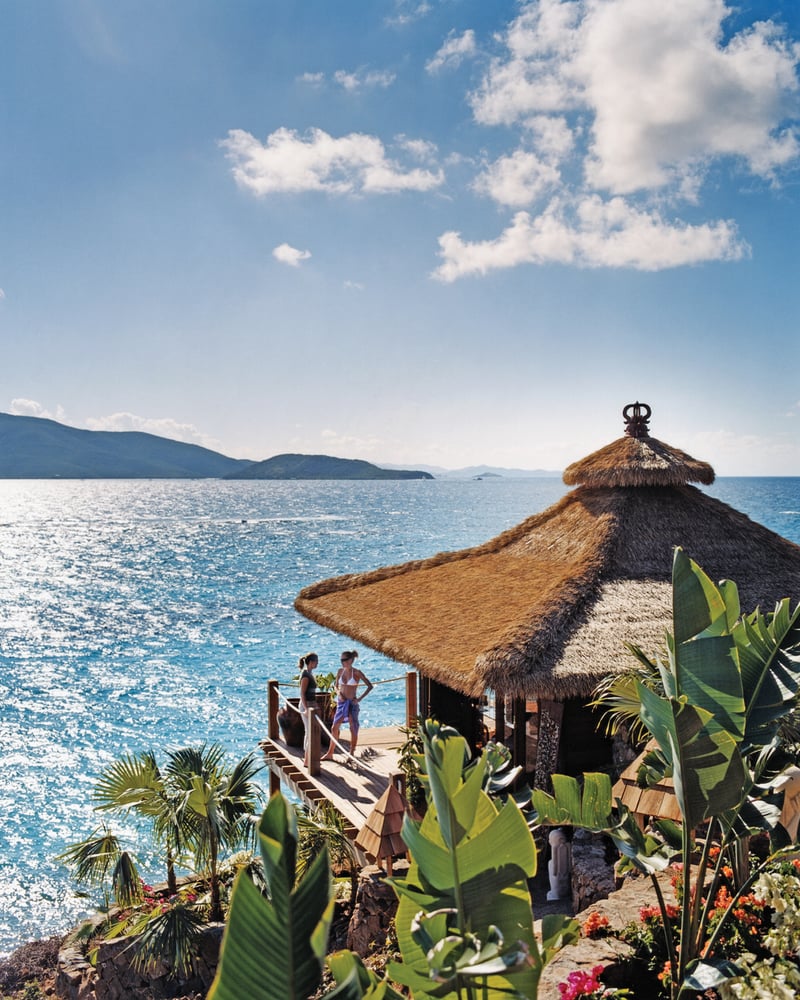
left=259, top=725, right=406, bottom=838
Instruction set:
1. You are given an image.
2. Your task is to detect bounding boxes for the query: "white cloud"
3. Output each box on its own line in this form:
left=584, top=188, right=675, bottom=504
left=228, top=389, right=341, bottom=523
left=528, top=114, right=575, bottom=160
left=273, top=243, right=312, bottom=267
left=432, top=196, right=748, bottom=280
left=297, top=71, right=324, bottom=86
left=10, top=398, right=66, bottom=421
left=320, top=428, right=384, bottom=456
left=438, top=0, right=799, bottom=278
left=221, top=127, right=444, bottom=196
left=333, top=68, right=396, bottom=92
left=397, top=136, right=439, bottom=161
left=471, top=0, right=800, bottom=194
left=472, top=149, right=561, bottom=206
left=426, top=30, right=477, bottom=74
left=687, top=428, right=800, bottom=476
left=84, top=412, right=221, bottom=449
left=344, top=280, right=365, bottom=291
left=0, top=288, right=5, bottom=300
left=386, top=2, right=431, bottom=28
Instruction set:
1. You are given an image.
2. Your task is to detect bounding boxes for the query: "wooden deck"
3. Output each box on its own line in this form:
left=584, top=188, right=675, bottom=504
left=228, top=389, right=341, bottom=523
left=259, top=725, right=406, bottom=839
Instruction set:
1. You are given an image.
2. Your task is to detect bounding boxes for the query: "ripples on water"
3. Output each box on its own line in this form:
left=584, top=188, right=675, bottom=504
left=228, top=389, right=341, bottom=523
left=1, top=477, right=798, bottom=955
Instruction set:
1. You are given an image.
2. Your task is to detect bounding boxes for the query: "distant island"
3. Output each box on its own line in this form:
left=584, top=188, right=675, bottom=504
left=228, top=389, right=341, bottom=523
left=225, top=453, right=432, bottom=480
left=0, top=413, right=431, bottom=479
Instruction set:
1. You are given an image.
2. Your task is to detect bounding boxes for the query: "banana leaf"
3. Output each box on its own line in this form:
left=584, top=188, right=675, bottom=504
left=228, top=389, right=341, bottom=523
left=208, top=794, right=334, bottom=1000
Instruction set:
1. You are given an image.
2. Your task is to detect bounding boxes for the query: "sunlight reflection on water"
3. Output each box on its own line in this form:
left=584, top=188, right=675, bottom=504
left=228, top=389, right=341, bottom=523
left=0, top=476, right=797, bottom=955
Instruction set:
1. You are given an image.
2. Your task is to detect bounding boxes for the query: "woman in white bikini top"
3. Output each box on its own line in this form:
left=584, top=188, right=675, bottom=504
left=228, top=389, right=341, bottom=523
left=322, top=650, right=373, bottom=760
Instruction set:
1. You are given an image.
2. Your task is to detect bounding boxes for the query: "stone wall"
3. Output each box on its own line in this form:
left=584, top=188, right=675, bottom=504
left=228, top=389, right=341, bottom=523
left=570, top=828, right=617, bottom=914
left=56, top=924, right=223, bottom=1000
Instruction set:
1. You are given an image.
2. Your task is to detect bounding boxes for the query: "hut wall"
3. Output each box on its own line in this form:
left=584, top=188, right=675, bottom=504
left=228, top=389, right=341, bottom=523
left=425, top=678, right=485, bottom=751
left=559, top=698, right=614, bottom=777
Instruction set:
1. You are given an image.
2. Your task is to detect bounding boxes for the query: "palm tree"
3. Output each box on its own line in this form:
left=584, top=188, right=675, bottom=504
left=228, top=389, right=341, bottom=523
left=56, top=825, right=143, bottom=909
left=165, top=744, right=263, bottom=921
left=295, top=800, right=359, bottom=910
left=92, top=749, right=187, bottom=895
left=60, top=743, right=263, bottom=923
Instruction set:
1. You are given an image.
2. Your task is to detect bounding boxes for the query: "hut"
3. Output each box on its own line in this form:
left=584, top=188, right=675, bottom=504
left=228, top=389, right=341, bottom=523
left=295, top=403, right=800, bottom=786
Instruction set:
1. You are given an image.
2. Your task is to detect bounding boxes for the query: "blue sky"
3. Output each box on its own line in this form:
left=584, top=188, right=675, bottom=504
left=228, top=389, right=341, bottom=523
left=2, top=0, right=799, bottom=474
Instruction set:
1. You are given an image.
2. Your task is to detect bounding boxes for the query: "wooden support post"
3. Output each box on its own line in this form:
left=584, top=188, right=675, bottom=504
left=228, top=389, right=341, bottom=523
left=268, top=680, right=280, bottom=740
left=305, top=705, right=321, bottom=775
left=405, top=671, right=418, bottom=729
left=419, top=673, right=429, bottom=719
left=512, top=697, right=527, bottom=774
left=495, top=694, right=505, bottom=741
left=269, top=766, right=281, bottom=796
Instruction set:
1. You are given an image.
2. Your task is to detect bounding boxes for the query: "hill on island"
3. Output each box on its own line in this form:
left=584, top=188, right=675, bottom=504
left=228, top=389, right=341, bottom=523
left=0, top=412, right=251, bottom=479
left=0, top=413, right=434, bottom=480
left=225, top=453, right=433, bottom=480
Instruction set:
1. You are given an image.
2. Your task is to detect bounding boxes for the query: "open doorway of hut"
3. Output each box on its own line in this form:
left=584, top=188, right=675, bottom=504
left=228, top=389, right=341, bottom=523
left=558, top=698, right=615, bottom=776
left=421, top=677, right=486, bottom=754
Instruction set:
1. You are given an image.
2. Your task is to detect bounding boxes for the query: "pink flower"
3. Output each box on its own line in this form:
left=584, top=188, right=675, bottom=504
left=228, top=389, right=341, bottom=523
left=557, top=965, right=605, bottom=999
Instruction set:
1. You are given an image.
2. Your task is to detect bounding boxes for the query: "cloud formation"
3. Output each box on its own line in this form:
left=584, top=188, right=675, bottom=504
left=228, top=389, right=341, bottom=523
left=85, top=411, right=220, bottom=449
left=221, top=127, right=444, bottom=195
left=333, top=68, right=396, bottom=92
left=432, top=0, right=800, bottom=278
left=434, top=197, right=747, bottom=281
left=386, top=1, right=431, bottom=28
left=426, top=30, right=476, bottom=73
left=224, top=1, right=800, bottom=279
left=273, top=243, right=312, bottom=267
left=10, top=398, right=66, bottom=421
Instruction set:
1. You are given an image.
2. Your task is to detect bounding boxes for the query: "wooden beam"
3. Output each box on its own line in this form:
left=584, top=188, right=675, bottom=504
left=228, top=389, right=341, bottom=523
left=495, top=695, right=505, bottom=741
left=267, top=679, right=280, bottom=740
left=405, top=671, right=418, bottom=728
left=512, top=696, right=527, bottom=772
left=305, top=705, right=321, bottom=776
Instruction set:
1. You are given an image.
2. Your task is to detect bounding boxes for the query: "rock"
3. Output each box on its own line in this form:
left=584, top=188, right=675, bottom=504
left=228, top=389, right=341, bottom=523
left=570, top=829, right=617, bottom=913
left=537, top=870, right=676, bottom=1000
left=346, top=863, right=405, bottom=957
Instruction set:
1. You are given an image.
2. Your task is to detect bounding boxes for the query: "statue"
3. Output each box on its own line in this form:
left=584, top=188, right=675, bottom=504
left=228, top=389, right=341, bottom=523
left=546, top=828, right=571, bottom=901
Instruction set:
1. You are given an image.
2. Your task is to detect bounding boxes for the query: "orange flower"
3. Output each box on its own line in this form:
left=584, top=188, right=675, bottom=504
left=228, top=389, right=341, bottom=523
left=582, top=912, right=610, bottom=938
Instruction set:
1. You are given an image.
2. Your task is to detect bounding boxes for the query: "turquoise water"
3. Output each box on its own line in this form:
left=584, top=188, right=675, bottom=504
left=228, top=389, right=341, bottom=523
left=1, top=477, right=798, bottom=955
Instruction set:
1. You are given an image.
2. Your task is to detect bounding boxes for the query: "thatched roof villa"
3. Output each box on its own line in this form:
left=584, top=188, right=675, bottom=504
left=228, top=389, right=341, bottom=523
left=295, top=403, right=800, bottom=786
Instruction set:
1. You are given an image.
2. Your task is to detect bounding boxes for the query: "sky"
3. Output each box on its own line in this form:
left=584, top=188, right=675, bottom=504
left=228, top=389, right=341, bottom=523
left=2, top=0, right=800, bottom=475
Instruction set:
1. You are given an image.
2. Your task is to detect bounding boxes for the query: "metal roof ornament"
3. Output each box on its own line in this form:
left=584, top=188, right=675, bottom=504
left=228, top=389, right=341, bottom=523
left=623, top=401, right=651, bottom=439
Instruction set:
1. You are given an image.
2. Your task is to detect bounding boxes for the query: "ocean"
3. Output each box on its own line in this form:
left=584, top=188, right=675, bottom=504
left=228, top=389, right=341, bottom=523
left=1, top=476, right=799, bottom=956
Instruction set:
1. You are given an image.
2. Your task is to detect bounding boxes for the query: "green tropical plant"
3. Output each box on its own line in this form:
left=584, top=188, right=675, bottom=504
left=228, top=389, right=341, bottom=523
left=207, top=792, right=338, bottom=1000
left=56, top=825, right=143, bottom=910
left=210, top=721, right=578, bottom=999
left=532, top=548, right=800, bottom=999
left=92, top=748, right=187, bottom=895
left=58, top=743, right=264, bottom=974
left=296, top=800, right=360, bottom=909
left=395, top=723, right=426, bottom=814
left=103, top=889, right=208, bottom=977
left=388, top=719, right=579, bottom=999
left=165, top=744, right=263, bottom=921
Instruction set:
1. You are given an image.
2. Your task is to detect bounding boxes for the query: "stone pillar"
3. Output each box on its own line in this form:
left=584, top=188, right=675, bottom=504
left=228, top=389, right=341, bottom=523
left=533, top=700, right=564, bottom=791
left=346, top=863, right=407, bottom=957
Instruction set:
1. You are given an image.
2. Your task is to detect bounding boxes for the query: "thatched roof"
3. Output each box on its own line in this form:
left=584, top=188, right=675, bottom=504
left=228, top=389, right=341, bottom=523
left=295, top=405, right=800, bottom=702
left=563, top=435, right=715, bottom=488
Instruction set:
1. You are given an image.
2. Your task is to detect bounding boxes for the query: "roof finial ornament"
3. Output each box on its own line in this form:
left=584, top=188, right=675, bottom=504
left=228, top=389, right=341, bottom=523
left=623, top=401, right=651, bottom=439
